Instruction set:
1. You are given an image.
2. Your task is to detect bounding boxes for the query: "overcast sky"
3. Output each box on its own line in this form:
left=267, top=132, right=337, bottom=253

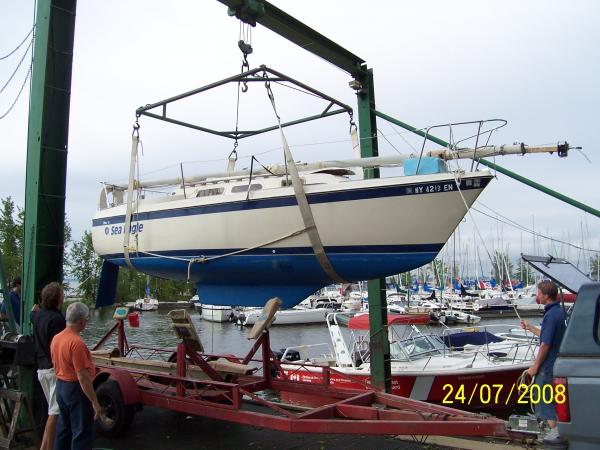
left=1, top=0, right=599, bottom=276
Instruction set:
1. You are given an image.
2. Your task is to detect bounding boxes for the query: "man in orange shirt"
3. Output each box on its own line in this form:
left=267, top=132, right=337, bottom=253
left=50, top=302, right=100, bottom=450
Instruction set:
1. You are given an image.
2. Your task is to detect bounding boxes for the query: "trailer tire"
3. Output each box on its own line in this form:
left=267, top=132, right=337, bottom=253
left=95, top=380, right=135, bottom=437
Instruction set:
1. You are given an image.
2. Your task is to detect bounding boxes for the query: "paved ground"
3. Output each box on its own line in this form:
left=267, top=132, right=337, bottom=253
left=93, top=406, right=451, bottom=450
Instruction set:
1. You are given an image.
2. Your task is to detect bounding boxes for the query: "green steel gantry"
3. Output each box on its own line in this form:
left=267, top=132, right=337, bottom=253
left=21, top=0, right=599, bottom=404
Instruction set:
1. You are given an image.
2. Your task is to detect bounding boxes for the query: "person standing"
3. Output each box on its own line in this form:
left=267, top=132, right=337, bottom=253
left=0, top=276, right=22, bottom=329
left=51, top=302, right=100, bottom=450
left=521, top=280, right=567, bottom=444
left=33, top=282, right=66, bottom=450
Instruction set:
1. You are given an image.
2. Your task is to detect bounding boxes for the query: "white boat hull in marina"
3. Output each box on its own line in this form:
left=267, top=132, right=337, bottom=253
left=201, top=305, right=233, bottom=323
left=242, top=307, right=335, bottom=326
left=134, top=297, right=159, bottom=311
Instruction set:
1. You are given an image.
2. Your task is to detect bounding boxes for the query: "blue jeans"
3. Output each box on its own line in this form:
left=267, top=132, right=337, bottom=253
left=534, top=369, right=557, bottom=422
left=55, top=380, right=94, bottom=450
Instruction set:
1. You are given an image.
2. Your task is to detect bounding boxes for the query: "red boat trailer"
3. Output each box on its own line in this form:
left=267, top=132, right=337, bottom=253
left=89, top=309, right=517, bottom=438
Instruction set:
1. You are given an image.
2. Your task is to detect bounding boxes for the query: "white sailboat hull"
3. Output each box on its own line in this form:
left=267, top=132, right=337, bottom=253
left=92, top=171, right=492, bottom=307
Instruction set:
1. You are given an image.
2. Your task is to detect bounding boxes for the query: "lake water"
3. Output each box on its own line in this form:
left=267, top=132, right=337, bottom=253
left=83, top=307, right=525, bottom=358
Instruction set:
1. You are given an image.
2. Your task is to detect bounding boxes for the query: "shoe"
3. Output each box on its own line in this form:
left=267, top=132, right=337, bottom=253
left=543, top=428, right=566, bottom=445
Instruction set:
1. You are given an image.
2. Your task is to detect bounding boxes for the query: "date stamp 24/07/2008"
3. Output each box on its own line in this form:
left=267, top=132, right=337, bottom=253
left=442, top=383, right=566, bottom=406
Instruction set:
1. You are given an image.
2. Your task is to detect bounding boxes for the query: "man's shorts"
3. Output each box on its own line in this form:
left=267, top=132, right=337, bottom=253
left=534, top=369, right=557, bottom=421
left=37, top=368, right=60, bottom=415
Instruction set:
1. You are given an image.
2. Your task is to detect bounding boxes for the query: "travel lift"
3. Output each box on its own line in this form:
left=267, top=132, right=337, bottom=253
left=7, top=0, right=593, bottom=445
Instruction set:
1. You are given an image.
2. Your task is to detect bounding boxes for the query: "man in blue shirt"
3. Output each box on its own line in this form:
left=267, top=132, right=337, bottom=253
left=521, top=280, right=567, bottom=443
left=0, top=276, right=21, bottom=328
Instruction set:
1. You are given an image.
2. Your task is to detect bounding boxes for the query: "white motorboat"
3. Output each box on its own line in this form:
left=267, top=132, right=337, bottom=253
left=134, top=297, right=159, bottom=311
left=279, top=315, right=536, bottom=409
left=201, top=304, right=233, bottom=322
left=241, top=302, right=338, bottom=326
left=440, top=309, right=481, bottom=324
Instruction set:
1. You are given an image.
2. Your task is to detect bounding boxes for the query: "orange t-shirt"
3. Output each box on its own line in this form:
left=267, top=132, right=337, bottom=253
left=50, top=328, right=95, bottom=382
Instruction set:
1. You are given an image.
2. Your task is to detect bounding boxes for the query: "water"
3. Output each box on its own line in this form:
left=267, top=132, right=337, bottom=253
left=83, top=307, right=334, bottom=356
left=83, top=307, right=525, bottom=357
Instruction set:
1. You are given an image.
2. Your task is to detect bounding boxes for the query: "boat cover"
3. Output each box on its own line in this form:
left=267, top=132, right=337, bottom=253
left=443, top=331, right=504, bottom=349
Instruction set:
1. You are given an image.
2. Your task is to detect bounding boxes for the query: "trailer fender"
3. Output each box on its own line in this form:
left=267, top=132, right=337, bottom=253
left=94, top=368, right=141, bottom=405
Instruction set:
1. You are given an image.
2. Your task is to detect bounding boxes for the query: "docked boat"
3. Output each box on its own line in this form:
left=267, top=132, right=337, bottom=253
left=201, top=304, right=233, bottom=322
left=92, top=166, right=492, bottom=308
left=279, top=314, right=536, bottom=409
left=241, top=302, right=339, bottom=326
left=440, top=309, right=481, bottom=324
left=134, top=297, right=159, bottom=311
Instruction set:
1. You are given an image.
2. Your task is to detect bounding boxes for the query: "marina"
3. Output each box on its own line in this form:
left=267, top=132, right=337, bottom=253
left=0, top=0, right=599, bottom=449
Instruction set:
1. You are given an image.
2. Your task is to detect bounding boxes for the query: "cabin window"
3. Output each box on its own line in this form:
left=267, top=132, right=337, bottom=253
left=231, top=183, right=262, bottom=193
left=195, top=187, right=225, bottom=197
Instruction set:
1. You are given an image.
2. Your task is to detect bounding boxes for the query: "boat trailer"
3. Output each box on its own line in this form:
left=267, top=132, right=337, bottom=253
left=90, top=305, right=519, bottom=438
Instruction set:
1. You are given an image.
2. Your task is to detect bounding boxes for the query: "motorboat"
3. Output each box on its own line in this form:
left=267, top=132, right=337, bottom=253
left=92, top=167, right=492, bottom=308
left=134, top=297, right=159, bottom=311
left=440, top=309, right=481, bottom=324
left=201, top=304, right=233, bottom=323
left=279, top=315, right=536, bottom=409
left=240, top=301, right=339, bottom=326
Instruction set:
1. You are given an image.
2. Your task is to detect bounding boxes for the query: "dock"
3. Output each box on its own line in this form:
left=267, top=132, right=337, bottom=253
left=476, top=305, right=545, bottom=319
left=124, top=301, right=193, bottom=310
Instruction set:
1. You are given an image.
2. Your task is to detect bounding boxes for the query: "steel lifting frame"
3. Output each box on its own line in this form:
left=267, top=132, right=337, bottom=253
left=136, top=66, right=354, bottom=140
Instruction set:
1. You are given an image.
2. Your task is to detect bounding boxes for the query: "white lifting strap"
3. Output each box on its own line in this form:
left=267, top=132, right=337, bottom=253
left=123, top=133, right=139, bottom=270
left=266, top=88, right=346, bottom=284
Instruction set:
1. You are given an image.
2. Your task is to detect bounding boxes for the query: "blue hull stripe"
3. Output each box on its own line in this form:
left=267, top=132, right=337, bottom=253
left=93, top=176, right=491, bottom=226
left=103, top=250, right=441, bottom=308
left=100, top=243, right=444, bottom=260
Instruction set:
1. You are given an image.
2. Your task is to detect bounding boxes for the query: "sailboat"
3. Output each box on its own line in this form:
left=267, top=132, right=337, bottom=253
left=134, top=279, right=159, bottom=311
left=93, top=163, right=492, bottom=308
left=90, top=83, right=567, bottom=309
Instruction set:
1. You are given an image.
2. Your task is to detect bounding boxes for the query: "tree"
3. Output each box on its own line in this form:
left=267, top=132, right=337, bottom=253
left=514, top=257, right=536, bottom=285
left=0, top=197, right=21, bottom=281
left=68, top=230, right=102, bottom=303
left=590, top=254, right=600, bottom=281
left=491, top=251, right=514, bottom=286
left=0, top=197, right=72, bottom=284
left=431, top=258, right=450, bottom=288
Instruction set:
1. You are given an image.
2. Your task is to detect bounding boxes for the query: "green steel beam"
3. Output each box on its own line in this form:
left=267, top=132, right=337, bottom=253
left=219, top=0, right=366, bottom=78
left=23, top=0, right=77, bottom=335
left=357, top=69, right=392, bottom=393
left=474, top=160, right=600, bottom=218
left=374, top=110, right=600, bottom=218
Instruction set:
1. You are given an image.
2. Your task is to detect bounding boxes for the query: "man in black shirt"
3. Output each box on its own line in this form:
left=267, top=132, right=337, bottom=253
left=34, top=282, right=66, bottom=450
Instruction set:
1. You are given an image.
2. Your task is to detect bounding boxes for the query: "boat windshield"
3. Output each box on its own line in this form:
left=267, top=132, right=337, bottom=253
left=390, top=335, right=445, bottom=361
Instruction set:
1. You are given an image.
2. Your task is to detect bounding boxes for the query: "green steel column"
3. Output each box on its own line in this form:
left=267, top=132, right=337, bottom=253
left=357, top=68, right=392, bottom=393
left=22, top=0, right=77, bottom=335
left=374, top=109, right=600, bottom=219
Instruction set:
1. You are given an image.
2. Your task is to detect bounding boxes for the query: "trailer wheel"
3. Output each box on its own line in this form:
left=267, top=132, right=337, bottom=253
left=95, top=380, right=135, bottom=437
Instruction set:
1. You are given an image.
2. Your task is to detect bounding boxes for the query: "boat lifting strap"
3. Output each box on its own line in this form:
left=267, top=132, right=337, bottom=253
left=123, top=125, right=140, bottom=271
left=265, top=83, right=347, bottom=284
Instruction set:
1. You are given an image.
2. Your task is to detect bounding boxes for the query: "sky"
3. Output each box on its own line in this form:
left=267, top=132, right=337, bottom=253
left=0, top=0, right=599, bottom=277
